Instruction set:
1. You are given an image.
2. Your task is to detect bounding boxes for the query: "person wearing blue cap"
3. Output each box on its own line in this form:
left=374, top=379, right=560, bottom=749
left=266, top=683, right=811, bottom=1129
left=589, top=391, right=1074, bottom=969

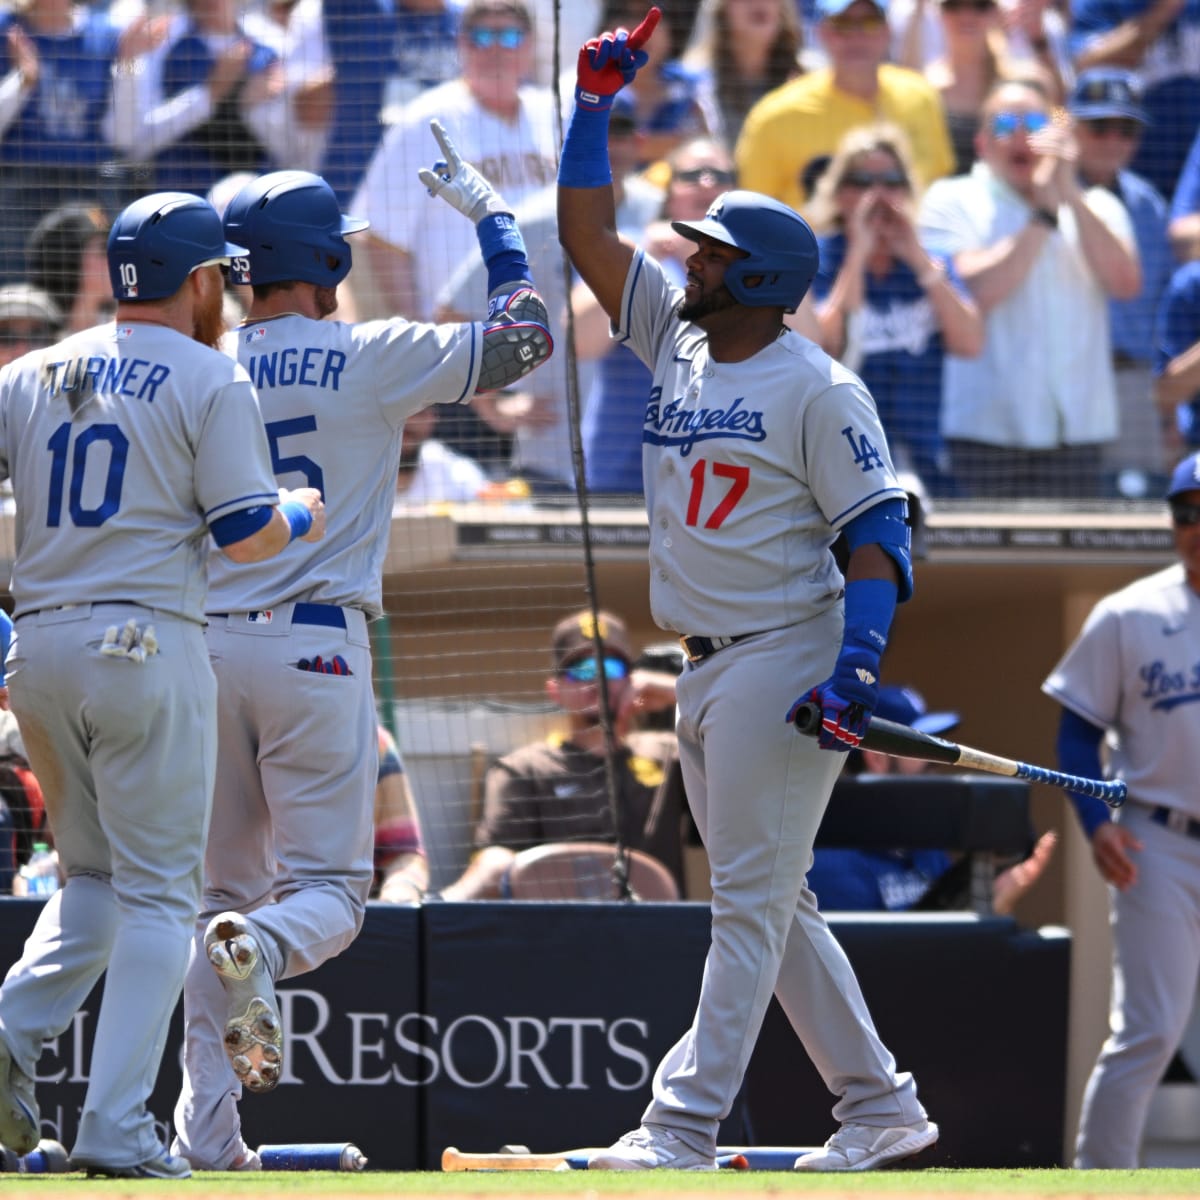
left=1153, top=242, right=1200, bottom=460
left=1066, top=68, right=1172, bottom=495
left=1043, top=451, right=1200, bottom=1167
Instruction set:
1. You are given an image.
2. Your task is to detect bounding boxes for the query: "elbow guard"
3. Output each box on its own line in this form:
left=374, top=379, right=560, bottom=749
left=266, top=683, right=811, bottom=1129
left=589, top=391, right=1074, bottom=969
left=478, top=286, right=554, bottom=392
left=842, top=497, right=914, bottom=602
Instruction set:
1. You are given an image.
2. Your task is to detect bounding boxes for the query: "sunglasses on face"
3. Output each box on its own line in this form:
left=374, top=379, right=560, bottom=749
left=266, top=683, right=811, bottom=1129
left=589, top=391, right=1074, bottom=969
left=559, top=656, right=630, bottom=683
left=674, top=166, right=737, bottom=186
left=840, top=168, right=908, bottom=189
left=466, top=25, right=526, bottom=49
left=989, top=110, right=1050, bottom=138
left=1171, top=501, right=1200, bottom=527
left=827, top=12, right=887, bottom=33
left=941, top=0, right=996, bottom=12
left=1081, top=117, right=1141, bottom=139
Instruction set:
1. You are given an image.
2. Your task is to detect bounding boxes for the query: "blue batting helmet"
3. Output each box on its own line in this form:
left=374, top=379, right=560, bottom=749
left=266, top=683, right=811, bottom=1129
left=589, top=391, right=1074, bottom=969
left=670, top=190, right=819, bottom=313
left=222, top=171, right=369, bottom=288
left=107, top=192, right=246, bottom=302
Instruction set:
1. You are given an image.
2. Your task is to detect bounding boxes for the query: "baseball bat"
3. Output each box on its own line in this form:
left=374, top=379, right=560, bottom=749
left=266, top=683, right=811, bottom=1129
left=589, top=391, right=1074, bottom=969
left=440, top=1147, right=750, bottom=1172
left=792, top=702, right=1126, bottom=808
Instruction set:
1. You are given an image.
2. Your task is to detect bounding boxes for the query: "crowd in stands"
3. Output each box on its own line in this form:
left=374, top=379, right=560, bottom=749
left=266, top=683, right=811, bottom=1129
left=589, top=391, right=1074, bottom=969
left=0, top=0, right=1195, bottom=901
left=0, top=0, right=1198, bottom=502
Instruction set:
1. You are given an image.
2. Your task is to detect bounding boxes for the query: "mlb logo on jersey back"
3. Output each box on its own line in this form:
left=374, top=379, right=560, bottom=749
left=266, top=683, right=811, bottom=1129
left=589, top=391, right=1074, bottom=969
left=247, top=327, right=269, bottom=344
left=114, top=326, right=135, bottom=341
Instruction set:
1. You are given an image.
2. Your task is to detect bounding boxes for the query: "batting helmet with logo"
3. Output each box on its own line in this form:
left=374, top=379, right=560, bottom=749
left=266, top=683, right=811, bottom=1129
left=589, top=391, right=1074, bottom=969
left=107, top=192, right=246, bottom=302
left=670, top=190, right=819, bottom=313
left=222, top=171, right=370, bottom=288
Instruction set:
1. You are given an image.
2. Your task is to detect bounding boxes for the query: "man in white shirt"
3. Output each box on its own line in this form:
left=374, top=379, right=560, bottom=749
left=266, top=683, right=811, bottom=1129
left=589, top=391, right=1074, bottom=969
left=918, top=79, right=1141, bottom=498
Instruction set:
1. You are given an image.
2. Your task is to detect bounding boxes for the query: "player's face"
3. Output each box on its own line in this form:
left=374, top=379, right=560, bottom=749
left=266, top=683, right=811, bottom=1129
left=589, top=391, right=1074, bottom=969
left=677, top=235, right=746, bottom=324
left=550, top=654, right=632, bottom=726
left=978, top=85, right=1051, bottom=195
left=1075, top=117, right=1142, bottom=184
left=192, top=265, right=228, bottom=349
left=1172, top=489, right=1200, bottom=589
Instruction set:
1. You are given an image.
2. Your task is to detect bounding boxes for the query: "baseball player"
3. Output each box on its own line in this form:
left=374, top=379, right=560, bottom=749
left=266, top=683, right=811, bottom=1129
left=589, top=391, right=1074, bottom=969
left=170, top=130, right=552, bottom=1171
left=0, top=192, right=325, bottom=1178
left=1043, top=452, right=1200, bottom=1168
left=556, top=6, right=937, bottom=1172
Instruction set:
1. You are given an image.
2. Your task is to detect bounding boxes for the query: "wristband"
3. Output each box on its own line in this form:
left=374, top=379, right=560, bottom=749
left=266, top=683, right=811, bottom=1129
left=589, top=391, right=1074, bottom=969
left=476, top=212, right=532, bottom=295
left=841, top=577, right=897, bottom=659
left=558, top=102, right=613, bottom=189
left=280, top=500, right=313, bottom=542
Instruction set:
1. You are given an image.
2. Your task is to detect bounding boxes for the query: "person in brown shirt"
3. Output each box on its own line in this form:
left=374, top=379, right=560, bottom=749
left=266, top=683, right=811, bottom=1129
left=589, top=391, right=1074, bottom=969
left=440, top=608, right=687, bottom=898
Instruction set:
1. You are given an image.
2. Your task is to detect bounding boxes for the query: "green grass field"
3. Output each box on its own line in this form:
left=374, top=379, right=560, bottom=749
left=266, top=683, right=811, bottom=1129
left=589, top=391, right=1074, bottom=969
left=8, top=1168, right=1200, bottom=1198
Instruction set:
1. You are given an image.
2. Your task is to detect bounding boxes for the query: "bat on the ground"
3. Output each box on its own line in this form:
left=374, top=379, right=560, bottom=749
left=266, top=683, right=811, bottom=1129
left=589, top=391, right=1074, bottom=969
left=440, top=1146, right=750, bottom=1171
left=791, top=701, right=1126, bottom=808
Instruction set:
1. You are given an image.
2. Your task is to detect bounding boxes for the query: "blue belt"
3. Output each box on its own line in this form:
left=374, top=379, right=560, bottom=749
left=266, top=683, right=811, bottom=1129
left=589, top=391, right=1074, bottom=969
left=1149, top=806, right=1200, bottom=841
left=208, top=603, right=346, bottom=630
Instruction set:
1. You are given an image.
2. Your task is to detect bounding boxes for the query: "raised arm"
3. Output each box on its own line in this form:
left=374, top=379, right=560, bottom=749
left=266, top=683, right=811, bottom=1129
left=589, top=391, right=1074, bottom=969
left=556, top=7, right=661, bottom=324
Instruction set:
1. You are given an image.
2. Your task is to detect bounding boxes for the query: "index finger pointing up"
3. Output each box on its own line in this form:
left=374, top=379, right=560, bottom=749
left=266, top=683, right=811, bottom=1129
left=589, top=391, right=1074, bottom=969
left=627, top=6, right=662, bottom=52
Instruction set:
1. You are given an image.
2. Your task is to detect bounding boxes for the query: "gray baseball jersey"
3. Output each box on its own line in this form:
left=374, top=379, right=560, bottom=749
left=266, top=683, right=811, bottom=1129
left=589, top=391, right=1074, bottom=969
left=1042, top=563, right=1200, bottom=817
left=0, top=323, right=278, bottom=621
left=0, top=320, right=278, bottom=1171
left=607, top=250, right=924, bottom=1148
left=173, top=311, right=482, bottom=1171
left=206, top=314, right=481, bottom=617
left=1042, top=561, right=1200, bottom=1167
left=618, top=249, right=908, bottom=637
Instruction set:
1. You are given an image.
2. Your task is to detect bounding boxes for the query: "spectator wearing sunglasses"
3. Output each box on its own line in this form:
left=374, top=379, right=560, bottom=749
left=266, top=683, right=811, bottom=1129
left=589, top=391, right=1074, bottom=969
left=1042, top=450, right=1200, bottom=1168
left=1068, top=69, right=1173, bottom=492
left=919, top=0, right=1064, bottom=177
left=355, top=0, right=558, bottom=471
left=918, top=79, right=1141, bottom=498
left=440, top=609, right=688, bottom=900
left=806, top=123, right=983, bottom=496
left=736, top=0, right=954, bottom=213
left=1069, top=0, right=1200, bottom=200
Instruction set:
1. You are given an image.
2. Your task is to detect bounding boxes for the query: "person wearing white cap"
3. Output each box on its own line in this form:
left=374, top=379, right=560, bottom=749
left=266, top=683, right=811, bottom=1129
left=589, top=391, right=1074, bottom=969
left=0, top=284, right=60, bottom=367
left=1043, top=451, right=1200, bottom=1167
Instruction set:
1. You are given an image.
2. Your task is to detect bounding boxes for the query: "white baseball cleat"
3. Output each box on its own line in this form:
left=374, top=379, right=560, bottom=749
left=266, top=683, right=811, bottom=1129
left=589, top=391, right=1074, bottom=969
left=0, top=1038, right=39, bottom=1155
left=73, top=1148, right=193, bottom=1178
left=204, top=912, right=283, bottom=1094
left=587, top=1124, right=717, bottom=1170
left=793, top=1120, right=939, bottom=1171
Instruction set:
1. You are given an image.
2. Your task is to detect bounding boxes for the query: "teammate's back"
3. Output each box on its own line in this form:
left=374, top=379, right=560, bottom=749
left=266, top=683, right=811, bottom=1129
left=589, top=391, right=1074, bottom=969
left=0, top=322, right=275, bottom=621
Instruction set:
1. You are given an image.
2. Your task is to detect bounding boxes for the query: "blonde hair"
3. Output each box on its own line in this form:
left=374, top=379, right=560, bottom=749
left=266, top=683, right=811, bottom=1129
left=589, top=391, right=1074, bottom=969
left=805, top=123, right=919, bottom=235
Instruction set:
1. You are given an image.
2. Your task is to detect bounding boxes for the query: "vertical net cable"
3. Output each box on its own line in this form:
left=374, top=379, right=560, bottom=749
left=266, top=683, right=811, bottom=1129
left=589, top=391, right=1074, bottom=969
left=552, top=0, right=636, bottom=901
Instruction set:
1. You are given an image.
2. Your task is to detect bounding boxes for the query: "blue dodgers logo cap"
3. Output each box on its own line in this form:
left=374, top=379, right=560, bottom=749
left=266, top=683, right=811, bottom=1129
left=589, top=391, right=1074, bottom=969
left=1068, top=68, right=1150, bottom=125
left=817, top=0, right=887, bottom=16
left=873, top=686, right=959, bottom=735
left=1167, top=452, right=1200, bottom=499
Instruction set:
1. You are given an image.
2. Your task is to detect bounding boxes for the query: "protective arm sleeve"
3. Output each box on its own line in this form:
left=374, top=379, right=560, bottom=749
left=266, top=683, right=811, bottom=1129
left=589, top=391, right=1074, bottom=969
left=1056, top=707, right=1109, bottom=838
